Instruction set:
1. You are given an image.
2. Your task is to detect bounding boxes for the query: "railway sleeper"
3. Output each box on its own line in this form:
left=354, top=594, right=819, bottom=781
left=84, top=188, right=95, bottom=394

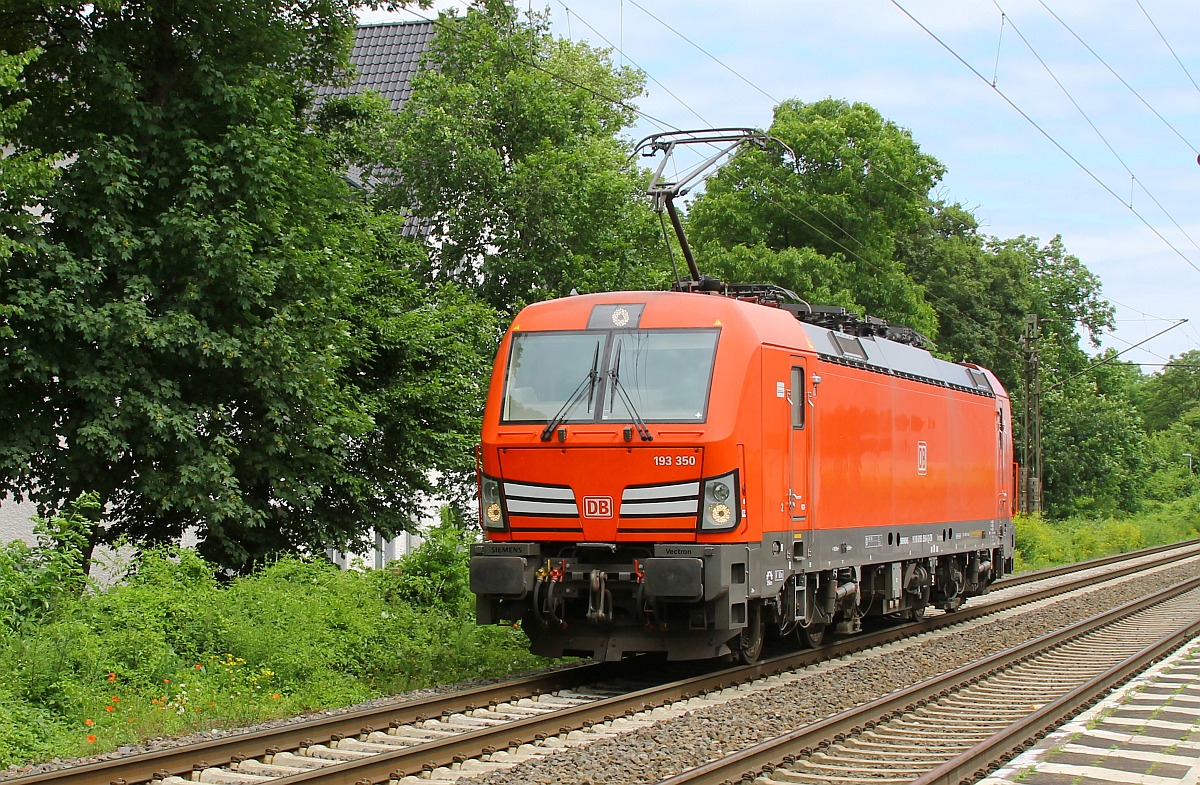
left=262, top=750, right=339, bottom=769
left=296, top=742, right=375, bottom=761
left=228, top=759, right=310, bottom=777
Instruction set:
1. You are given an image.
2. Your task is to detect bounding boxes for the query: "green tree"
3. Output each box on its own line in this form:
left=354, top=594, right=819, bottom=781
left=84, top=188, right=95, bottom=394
left=0, top=48, right=58, bottom=266
left=386, top=1, right=666, bottom=313
left=687, top=97, right=943, bottom=336
left=0, top=1, right=484, bottom=572
left=335, top=211, right=500, bottom=531
left=1040, top=377, right=1147, bottom=518
left=1137, top=350, right=1200, bottom=433
left=1132, top=351, right=1200, bottom=502
left=1142, top=413, right=1200, bottom=501
left=897, top=204, right=1030, bottom=386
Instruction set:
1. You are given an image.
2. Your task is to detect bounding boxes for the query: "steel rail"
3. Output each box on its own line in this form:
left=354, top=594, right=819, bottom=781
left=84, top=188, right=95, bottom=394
left=910, top=604, right=1200, bottom=785
left=654, top=574, right=1200, bottom=785
left=3, top=663, right=626, bottom=785
left=12, top=539, right=1200, bottom=785
left=991, top=536, right=1200, bottom=590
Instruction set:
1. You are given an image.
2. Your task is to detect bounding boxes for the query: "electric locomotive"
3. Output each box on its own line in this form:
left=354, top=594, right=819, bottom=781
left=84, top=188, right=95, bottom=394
left=470, top=285, right=1015, bottom=662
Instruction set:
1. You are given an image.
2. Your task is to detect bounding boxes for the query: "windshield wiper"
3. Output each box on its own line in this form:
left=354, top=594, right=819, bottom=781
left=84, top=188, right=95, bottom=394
left=540, top=343, right=600, bottom=442
left=608, top=341, right=653, bottom=442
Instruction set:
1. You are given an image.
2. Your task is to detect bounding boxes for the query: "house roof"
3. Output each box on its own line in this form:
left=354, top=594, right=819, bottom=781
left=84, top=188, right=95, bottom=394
left=313, top=20, right=436, bottom=111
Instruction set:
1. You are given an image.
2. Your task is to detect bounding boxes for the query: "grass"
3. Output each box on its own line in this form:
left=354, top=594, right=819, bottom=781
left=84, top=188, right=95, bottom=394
left=1013, top=492, right=1200, bottom=571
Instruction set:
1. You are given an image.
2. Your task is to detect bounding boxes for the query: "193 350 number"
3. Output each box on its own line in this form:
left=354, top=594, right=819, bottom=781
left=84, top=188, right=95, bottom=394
left=653, top=455, right=697, bottom=467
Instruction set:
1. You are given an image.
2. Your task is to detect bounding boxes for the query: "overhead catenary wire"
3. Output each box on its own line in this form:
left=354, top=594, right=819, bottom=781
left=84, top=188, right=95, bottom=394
left=993, top=0, right=1200, bottom=256
left=551, top=0, right=712, bottom=129
left=1037, top=0, right=1199, bottom=156
left=537, top=2, right=1193, bottom=374
left=1136, top=0, right=1200, bottom=98
left=889, top=0, right=1200, bottom=278
left=575, top=3, right=1125, bottom=356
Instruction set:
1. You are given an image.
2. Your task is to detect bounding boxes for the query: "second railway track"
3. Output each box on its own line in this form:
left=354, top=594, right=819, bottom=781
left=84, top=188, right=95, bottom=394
left=662, top=574, right=1200, bottom=785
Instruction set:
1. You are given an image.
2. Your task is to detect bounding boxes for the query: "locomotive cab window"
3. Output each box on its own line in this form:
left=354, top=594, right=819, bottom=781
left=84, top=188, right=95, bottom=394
left=501, top=328, right=720, bottom=424
left=502, top=332, right=606, bottom=422
left=604, top=330, right=719, bottom=422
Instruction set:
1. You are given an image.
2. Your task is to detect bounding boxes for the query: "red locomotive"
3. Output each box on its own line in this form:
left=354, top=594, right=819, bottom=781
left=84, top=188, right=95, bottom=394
left=470, top=284, right=1015, bottom=662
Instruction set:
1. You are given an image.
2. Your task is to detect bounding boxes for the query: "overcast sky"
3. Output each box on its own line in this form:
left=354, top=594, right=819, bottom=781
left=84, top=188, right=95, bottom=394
left=360, top=1, right=1200, bottom=370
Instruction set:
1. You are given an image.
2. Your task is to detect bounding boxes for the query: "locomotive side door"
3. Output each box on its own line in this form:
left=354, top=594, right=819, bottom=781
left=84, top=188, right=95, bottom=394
left=787, top=359, right=812, bottom=562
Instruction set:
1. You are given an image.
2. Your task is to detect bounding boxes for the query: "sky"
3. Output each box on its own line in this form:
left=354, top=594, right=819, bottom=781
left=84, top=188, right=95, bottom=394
left=359, top=1, right=1200, bottom=370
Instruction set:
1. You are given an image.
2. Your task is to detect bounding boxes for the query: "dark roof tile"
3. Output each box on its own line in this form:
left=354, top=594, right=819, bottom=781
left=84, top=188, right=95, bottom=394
left=312, top=20, right=435, bottom=112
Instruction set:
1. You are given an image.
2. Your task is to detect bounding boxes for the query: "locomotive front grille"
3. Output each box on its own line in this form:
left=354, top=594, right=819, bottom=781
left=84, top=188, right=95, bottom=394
left=502, top=481, right=578, bottom=517
left=619, top=481, right=701, bottom=519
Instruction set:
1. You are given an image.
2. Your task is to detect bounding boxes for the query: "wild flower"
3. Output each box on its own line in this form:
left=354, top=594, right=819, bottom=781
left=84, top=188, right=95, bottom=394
left=106, top=672, right=116, bottom=682
left=86, top=734, right=96, bottom=743
left=84, top=718, right=94, bottom=726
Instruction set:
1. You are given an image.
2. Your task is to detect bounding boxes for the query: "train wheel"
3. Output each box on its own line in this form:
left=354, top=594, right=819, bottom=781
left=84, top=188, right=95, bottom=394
left=797, top=621, right=826, bottom=648
left=907, top=582, right=931, bottom=622
left=737, top=602, right=765, bottom=664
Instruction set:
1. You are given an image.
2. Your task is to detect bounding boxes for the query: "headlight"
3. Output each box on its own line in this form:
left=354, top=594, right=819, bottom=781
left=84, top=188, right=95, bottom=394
left=707, top=482, right=730, bottom=502
left=479, top=475, right=507, bottom=530
left=699, top=471, right=740, bottom=532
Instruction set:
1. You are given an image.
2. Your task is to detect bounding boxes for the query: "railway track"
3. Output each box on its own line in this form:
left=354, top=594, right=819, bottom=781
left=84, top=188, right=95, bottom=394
left=10, top=538, right=1200, bottom=785
left=660, top=574, right=1200, bottom=785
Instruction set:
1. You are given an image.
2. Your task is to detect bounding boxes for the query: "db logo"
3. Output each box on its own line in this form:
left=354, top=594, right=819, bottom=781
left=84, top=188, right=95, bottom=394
left=916, top=441, right=928, bottom=476
left=583, top=496, right=614, bottom=519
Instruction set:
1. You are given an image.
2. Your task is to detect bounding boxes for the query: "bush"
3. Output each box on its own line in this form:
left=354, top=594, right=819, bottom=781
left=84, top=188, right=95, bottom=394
left=0, top=522, right=550, bottom=768
left=0, top=493, right=96, bottom=632
left=1013, top=497, right=1199, bottom=572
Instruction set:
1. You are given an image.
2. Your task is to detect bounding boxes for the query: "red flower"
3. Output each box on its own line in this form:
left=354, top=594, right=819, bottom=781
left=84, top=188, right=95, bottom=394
left=106, top=673, right=116, bottom=682
left=84, top=718, right=95, bottom=726
left=86, top=734, right=97, bottom=743
left=105, top=706, right=114, bottom=713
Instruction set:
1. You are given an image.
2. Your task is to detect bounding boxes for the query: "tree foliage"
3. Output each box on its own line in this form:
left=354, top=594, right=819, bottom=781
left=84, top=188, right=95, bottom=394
left=0, top=48, right=58, bottom=266
left=1137, top=350, right=1200, bottom=433
left=687, top=97, right=943, bottom=336
left=386, top=1, right=666, bottom=313
left=0, top=1, right=492, bottom=572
